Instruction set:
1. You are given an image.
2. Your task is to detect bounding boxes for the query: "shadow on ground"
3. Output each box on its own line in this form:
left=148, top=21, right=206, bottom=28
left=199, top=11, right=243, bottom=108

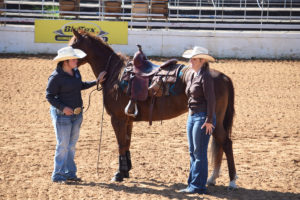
left=69, top=179, right=300, bottom=200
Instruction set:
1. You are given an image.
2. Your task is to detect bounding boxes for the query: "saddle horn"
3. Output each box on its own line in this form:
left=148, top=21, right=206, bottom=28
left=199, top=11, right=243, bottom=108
left=136, top=44, right=147, bottom=60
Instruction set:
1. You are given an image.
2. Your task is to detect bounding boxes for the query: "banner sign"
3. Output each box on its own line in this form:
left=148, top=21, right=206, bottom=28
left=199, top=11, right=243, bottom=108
left=35, top=20, right=128, bottom=44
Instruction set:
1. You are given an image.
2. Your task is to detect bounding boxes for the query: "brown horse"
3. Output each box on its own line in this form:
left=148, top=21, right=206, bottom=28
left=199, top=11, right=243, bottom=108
left=70, top=30, right=238, bottom=188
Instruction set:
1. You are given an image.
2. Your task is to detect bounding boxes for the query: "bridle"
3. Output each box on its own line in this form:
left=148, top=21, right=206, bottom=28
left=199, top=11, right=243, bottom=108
left=85, top=52, right=119, bottom=111
left=96, top=51, right=122, bottom=91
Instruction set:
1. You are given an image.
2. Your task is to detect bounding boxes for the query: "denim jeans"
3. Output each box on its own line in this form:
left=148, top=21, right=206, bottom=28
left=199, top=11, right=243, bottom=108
left=186, top=112, right=216, bottom=193
left=50, top=106, right=83, bottom=181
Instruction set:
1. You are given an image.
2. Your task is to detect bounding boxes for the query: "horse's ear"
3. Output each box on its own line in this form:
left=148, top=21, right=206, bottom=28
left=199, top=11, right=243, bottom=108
left=73, top=29, right=81, bottom=39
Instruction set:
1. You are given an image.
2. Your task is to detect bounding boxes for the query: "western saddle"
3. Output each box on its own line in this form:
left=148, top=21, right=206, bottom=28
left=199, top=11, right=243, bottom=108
left=121, top=45, right=183, bottom=124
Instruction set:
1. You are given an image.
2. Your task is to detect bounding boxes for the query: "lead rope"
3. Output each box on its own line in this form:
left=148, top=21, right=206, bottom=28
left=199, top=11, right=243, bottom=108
left=81, top=84, right=104, bottom=177
left=96, top=92, right=105, bottom=177
left=93, top=52, right=121, bottom=176
left=95, top=53, right=113, bottom=176
left=81, top=83, right=104, bottom=177
left=83, top=86, right=102, bottom=114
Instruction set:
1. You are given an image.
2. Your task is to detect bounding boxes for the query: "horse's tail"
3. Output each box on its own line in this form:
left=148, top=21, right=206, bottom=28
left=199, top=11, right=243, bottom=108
left=209, top=74, right=235, bottom=180
left=223, top=76, right=235, bottom=138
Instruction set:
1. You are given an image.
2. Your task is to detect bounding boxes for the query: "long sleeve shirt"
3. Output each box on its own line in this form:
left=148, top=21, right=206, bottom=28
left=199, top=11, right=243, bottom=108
left=185, top=67, right=216, bottom=123
left=46, top=65, right=96, bottom=111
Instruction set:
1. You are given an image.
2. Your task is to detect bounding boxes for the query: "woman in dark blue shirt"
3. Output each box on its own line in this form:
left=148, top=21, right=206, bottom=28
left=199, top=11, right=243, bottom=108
left=46, top=46, right=106, bottom=183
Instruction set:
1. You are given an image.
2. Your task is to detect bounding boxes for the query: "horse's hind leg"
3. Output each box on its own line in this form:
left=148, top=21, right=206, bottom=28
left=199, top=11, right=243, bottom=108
left=223, top=137, right=238, bottom=188
left=110, top=116, right=132, bottom=182
left=209, top=126, right=237, bottom=188
left=207, top=128, right=224, bottom=186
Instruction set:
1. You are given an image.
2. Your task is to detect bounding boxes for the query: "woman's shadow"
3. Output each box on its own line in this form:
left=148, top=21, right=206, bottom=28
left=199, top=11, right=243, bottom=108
left=69, top=179, right=300, bottom=200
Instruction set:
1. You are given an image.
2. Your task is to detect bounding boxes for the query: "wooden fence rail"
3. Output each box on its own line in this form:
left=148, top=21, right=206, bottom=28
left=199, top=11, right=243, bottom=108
left=0, top=0, right=300, bottom=31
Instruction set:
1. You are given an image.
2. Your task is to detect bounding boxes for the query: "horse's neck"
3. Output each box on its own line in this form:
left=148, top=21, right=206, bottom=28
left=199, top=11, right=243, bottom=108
left=89, top=54, right=123, bottom=78
left=181, top=66, right=195, bottom=85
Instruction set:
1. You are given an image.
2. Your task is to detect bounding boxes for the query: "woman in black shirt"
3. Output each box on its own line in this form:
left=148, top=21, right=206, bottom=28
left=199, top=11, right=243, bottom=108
left=46, top=46, right=106, bottom=183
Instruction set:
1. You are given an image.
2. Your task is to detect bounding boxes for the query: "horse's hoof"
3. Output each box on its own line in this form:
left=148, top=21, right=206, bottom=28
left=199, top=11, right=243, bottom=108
left=227, top=185, right=238, bottom=191
left=111, top=171, right=124, bottom=182
left=124, top=171, right=129, bottom=178
left=207, top=181, right=216, bottom=186
left=228, top=181, right=238, bottom=190
left=207, top=177, right=216, bottom=186
left=228, top=174, right=238, bottom=190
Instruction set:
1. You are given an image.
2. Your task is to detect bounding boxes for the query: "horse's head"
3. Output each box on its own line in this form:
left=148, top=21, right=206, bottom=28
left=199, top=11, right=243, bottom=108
left=69, top=30, right=116, bottom=68
left=68, top=30, right=89, bottom=67
left=69, top=29, right=126, bottom=83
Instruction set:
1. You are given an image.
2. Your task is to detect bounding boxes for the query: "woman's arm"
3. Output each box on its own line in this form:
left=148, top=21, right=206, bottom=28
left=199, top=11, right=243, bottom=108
left=46, top=75, right=66, bottom=111
left=201, top=72, right=216, bottom=134
left=81, top=71, right=107, bottom=90
left=202, top=72, right=216, bottom=124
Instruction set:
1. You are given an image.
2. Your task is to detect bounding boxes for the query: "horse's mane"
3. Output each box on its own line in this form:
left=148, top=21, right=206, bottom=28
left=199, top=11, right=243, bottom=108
left=72, top=30, right=128, bottom=90
left=85, top=31, right=115, bottom=52
left=71, top=30, right=128, bottom=62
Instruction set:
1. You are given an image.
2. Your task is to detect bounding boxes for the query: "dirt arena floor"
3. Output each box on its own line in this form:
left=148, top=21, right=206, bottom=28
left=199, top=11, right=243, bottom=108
left=0, top=54, right=299, bottom=200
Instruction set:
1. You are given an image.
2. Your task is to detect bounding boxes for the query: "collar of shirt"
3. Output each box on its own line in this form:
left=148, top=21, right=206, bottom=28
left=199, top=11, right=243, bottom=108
left=197, top=67, right=206, bottom=76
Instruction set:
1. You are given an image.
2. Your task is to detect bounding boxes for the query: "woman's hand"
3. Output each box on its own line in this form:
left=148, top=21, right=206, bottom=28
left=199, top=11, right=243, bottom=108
left=201, top=122, right=215, bottom=135
left=63, top=107, right=73, bottom=116
left=97, top=71, right=107, bottom=84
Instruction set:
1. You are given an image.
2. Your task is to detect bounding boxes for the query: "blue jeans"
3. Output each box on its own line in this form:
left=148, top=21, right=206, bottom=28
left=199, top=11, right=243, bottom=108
left=186, top=112, right=216, bottom=193
left=50, top=106, right=83, bottom=181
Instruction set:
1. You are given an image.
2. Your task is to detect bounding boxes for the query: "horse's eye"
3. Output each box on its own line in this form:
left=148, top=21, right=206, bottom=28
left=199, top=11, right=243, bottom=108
left=72, top=38, right=80, bottom=48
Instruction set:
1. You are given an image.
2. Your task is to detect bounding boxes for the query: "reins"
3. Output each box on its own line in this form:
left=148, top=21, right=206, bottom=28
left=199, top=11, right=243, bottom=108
left=80, top=85, right=104, bottom=177
left=96, top=92, right=105, bottom=177
left=95, top=53, right=113, bottom=177
left=83, top=87, right=102, bottom=114
left=82, top=51, right=123, bottom=176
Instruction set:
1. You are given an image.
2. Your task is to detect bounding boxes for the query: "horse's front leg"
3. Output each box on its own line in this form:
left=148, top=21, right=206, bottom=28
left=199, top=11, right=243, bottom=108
left=110, top=116, right=133, bottom=182
left=125, top=121, right=133, bottom=173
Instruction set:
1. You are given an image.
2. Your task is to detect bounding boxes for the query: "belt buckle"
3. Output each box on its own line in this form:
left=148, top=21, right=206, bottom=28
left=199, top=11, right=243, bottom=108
left=73, top=107, right=82, bottom=115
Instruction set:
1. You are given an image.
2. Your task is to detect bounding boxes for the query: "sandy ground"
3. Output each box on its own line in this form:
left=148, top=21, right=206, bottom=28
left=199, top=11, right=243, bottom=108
left=0, top=54, right=299, bottom=200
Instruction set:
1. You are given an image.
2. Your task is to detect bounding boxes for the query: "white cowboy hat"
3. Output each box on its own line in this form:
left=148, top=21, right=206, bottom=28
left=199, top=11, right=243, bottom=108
left=53, top=46, right=86, bottom=62
left=182, top=46, right=215, bottom=62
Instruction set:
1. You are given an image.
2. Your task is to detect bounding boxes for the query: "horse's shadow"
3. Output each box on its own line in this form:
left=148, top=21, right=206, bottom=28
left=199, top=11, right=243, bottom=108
left=69, top=179, right=300, bottom=200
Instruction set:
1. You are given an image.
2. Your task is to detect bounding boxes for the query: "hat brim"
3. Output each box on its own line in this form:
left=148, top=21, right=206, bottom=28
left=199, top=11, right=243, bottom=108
left=182, top=49, right=215, bottom=62
left=53, top=49, right=86, bottom=62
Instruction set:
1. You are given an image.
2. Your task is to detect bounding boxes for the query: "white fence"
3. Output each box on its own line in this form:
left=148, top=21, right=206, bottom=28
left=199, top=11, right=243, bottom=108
left=1, top=25, right=300, bottom=59
left=1, top=1, right=299, bottom=58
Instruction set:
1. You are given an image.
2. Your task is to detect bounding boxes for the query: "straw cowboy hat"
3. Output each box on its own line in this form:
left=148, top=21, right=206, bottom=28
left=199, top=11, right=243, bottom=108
left=182, top=46, right=215, bottom=62
left=53, top=46, right=86, bottom=62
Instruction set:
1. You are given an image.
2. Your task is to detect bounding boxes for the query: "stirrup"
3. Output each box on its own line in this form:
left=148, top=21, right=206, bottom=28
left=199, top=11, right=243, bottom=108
left=124, top=100, right=138, bottom=117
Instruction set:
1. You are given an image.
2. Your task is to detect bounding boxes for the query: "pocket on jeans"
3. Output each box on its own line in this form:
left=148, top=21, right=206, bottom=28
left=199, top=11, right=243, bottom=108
left=193, top=113, right=205, bottom=118
left=57, top=115, right=70, bottom=125
left=194, top=117, right=206, bottom=123
left=192, top=113, right=206, bottom=123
